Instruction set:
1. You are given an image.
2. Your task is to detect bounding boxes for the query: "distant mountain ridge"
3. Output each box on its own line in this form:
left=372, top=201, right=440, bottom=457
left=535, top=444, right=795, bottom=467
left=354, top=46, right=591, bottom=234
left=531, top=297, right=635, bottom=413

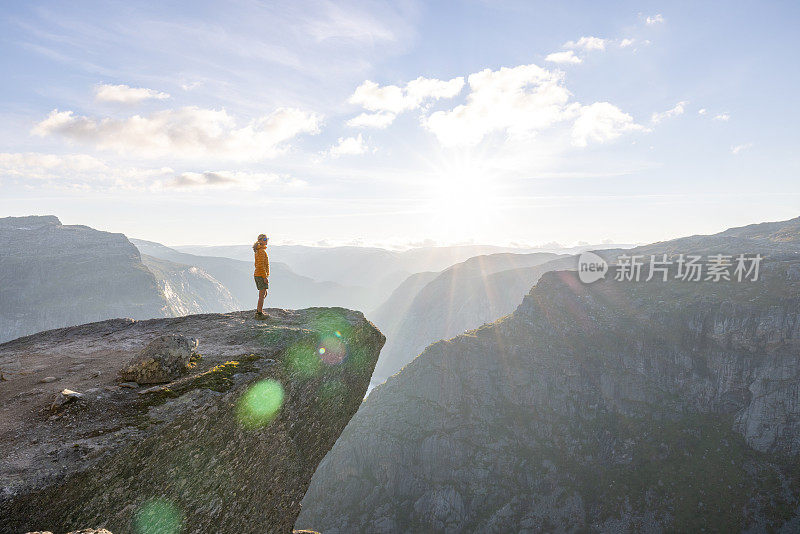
left=133, top=239, right=377, bottom=311
left=370, top=252, right=571, bottom=381
left=0, top=216, right=168, bottom=343
left=140, top=254, right=239, bottom=316
left=297, top=215, right=800, bottom=532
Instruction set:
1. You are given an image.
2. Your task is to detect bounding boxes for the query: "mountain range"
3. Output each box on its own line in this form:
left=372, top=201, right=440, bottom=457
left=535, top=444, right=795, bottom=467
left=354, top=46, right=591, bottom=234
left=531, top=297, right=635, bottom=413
left=297, top=216, right=800, bottom=532
left=0, top=216, right=168, bottom=343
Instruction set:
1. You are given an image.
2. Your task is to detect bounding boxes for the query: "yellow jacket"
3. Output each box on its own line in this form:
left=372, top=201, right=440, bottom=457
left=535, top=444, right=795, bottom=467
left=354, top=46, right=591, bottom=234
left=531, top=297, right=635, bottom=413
left=254, top=244, right=269, bottom=277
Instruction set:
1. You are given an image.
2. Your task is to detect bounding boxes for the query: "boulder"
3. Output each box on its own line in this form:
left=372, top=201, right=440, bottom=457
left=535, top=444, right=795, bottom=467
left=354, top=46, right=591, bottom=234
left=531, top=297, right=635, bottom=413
left=118, top=334, right=198, bottom=384
left=50, top=389, right=84, bottom=411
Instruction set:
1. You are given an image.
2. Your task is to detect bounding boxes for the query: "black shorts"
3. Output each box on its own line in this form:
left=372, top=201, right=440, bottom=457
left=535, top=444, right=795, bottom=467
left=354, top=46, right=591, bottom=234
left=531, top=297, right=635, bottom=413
left=254, top=276, right=269, bottom=290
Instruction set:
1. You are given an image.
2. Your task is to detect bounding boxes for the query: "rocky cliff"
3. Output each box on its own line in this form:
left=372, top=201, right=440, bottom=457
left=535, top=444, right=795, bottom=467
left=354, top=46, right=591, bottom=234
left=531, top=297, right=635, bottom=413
left=0, top=216, right=168, bottom=343
left=0, top=308, right=384, bottom=533
left=141, top=254, right=239, bottom=315
left=297, top=219, right=800, bottom=532
left=371, top=252, right=570, bottom=382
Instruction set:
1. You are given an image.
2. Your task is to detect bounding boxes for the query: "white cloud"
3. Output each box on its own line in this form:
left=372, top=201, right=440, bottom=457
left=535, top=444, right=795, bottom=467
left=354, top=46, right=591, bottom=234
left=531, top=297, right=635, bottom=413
left=423, top=64, right=573, bottom=146
left=731, top=143, right=752, bottom=154
left=572, top=102, right=644, bottom=147
left=422, top=63, right=643, bottom=148
left=0, top=151, right=175, bottom=188
left=698, top=108, right=707, bottom=115
left=619, top=38, right=635, bottom=48
left=564, top=36, right=607, bottom=51
left=166, top=170, right=304, bottom=190
left=347, top=76, right=464, bottom=126
left=714, top=113, right=730, bottom=121
left=32, top=106, right=321, bottom=160
left=181, top=81, right=203, bottom=91
left=94, top=83, right=170, bottom=104
left=0, top=152, right=304, bottom=191
left=646, top=14, right=665, bottom=25
left=303, top=2, right=397, bottom=43
left=346, top=111, right=396, bottom=129
left=328, top=134, right=368, bottom=157
left=0, top=152, right=107, bottom=177
left=545, top=51, right=582, bottom=64
left=651, top=101, right=687, bottom=124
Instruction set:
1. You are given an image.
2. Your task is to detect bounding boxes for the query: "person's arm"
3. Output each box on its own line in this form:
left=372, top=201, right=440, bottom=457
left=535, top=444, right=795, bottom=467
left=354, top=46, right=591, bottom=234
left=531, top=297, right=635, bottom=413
left=265, top=252, right=270, bottom=277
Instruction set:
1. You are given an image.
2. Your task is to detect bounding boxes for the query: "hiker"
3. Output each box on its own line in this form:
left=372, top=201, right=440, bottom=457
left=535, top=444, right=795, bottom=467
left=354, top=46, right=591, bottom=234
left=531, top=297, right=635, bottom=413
left=253, top=234, right=270, bottom=318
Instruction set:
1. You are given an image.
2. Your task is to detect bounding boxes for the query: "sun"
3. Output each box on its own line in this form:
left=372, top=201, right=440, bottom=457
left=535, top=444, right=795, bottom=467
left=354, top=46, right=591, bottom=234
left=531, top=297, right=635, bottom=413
left=424, top=155, right=502, bottom=242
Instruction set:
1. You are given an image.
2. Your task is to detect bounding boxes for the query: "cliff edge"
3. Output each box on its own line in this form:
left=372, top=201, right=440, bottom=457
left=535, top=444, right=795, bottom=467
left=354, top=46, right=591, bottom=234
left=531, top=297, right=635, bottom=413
left=0, top=308, right=384, bottom=533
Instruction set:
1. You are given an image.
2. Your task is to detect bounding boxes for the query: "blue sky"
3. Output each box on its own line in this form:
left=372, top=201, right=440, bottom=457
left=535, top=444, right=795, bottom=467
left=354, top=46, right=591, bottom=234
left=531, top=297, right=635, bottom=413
left=1, top=0, right=798, bottom=247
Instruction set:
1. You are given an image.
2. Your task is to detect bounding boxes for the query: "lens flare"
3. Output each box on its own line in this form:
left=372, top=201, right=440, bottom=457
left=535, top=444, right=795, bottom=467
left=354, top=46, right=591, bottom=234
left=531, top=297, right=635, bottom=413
left=285, top=342, right=321, bottom=377
left=318, top=336, right=347, bottom=365
left=133, top=497, right=182, bottom=534
left=237, top=379, right=284, bottom=428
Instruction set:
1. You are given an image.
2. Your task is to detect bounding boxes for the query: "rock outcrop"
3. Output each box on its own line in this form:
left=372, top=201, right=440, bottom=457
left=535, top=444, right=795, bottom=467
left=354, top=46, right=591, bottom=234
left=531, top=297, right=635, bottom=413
left=117, top=334, right=198, bottom=384
left=0, top=308, right=384, bottom=533
left=297, top=217, right=800, bottom=532
left=0, top=216, right=168, bottom=343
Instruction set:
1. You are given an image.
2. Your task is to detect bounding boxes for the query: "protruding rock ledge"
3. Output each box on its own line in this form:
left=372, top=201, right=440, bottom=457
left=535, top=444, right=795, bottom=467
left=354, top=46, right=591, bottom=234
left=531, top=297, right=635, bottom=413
left=1, top=308, right=384, bottom=534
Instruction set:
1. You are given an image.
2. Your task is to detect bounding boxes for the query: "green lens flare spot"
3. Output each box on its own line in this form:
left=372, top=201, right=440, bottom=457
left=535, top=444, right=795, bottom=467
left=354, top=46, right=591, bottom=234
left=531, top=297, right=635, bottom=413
left=133, top=498, right=182, bottom=534
left=285, top=342, right=321, bottom=377
left=237, top=379, right=284, bottom=428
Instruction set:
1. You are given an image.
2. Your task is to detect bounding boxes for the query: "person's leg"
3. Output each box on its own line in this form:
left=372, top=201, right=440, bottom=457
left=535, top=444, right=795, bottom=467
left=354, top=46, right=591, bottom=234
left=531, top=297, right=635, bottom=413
left=257, top=288, right=266, bottom=313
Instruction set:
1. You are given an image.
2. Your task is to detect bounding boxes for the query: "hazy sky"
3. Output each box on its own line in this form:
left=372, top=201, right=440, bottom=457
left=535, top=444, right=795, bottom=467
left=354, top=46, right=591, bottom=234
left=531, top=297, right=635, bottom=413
left=1, top=0, right=798, bottom=247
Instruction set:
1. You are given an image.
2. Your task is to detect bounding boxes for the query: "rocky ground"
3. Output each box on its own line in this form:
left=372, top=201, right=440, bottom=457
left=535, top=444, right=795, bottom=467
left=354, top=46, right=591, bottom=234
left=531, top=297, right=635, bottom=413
left=0, top=308, right=384, bottom=533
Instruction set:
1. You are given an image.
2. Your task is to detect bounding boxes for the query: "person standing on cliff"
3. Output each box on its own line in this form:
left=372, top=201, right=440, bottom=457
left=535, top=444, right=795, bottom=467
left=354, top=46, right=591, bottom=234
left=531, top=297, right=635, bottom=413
left=253, top=234, right=270, bottom=319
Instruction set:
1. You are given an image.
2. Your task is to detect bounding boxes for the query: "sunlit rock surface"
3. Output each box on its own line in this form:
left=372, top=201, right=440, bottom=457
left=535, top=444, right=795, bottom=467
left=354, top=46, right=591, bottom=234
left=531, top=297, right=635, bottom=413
left=0, top=216, right=168, bottom=343
left=140, top=254, right=239, bottom=316
left=0, top=308, right=384, bottom=533
left=298, top=217, right=800, bottom=532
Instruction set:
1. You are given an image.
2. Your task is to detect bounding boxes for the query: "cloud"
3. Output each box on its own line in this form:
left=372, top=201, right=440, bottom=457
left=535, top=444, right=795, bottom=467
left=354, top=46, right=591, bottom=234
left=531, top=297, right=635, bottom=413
left=545, top=51, right=582, bottom=64
left=0, top=152, right=306, bottom=191
left=0, top=152, right=107, bottom=177
left=94, top=83, right=170, bottom=103
left=423, top=64, right=572, bottom=146
left=564, top=36, right=607, bottom=51
left=32, top=106, right=321, bottom=160
left=422, top=63, right=643, bottom=148
left=731, top=143, right=752, bottom=154
left=166, top=170, right=304, bottom=190
left=714, top=113, right=730, bottom=121
left=347, top=76, right=464, bottom=126
left=303, top=2, right=397, bottom=43
left=0, top=151, right=175, bottom=188
left=346, top=111, right=396, bottom=129
left=651, top=101, right=687, bottom=123
left=572, top=102, right=644, bottom=147
left=328, top=134, right=368, bottom=157
left=646, top=14, right=665, bottom=25
left=698, top=108, right=707, bottom=115
left=619, top=38, right=635, bottom=48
